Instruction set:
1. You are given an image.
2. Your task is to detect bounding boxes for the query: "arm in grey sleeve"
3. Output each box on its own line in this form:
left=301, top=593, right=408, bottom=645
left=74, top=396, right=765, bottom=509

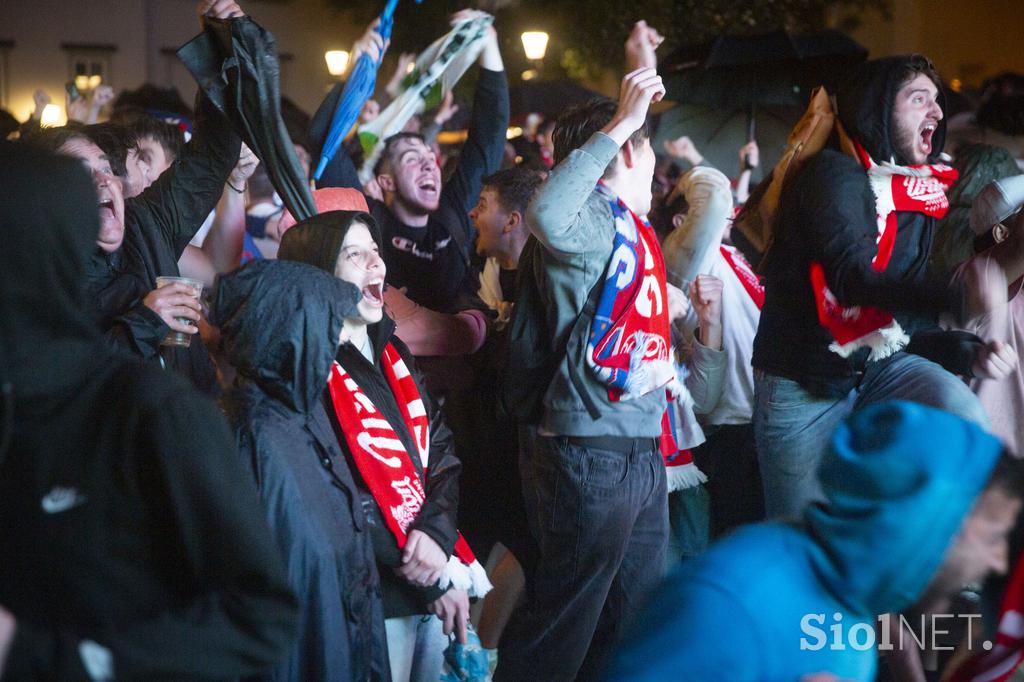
left=524, top=132, right=620, bottom=257
left=662, top=167, right=734, bottom=288
left=682, top=329, right=727, bottom=415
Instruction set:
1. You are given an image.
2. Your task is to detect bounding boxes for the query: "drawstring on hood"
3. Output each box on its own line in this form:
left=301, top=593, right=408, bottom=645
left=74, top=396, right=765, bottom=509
left=806, top=401, right=1003, bottom=617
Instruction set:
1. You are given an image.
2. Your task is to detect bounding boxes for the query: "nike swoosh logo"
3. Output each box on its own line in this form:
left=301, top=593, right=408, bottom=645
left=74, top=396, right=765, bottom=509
left=41, top=487, right=87, bottom=514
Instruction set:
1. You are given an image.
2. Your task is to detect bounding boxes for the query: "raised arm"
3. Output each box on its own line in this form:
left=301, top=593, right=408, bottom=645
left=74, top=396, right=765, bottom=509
left=526, top=68, right=664, bottom=256
left=662, top=166, right=734, bottom=288
left=441, top=14, right=509, bottom=219
left=130, top=88, right=242, bottom=259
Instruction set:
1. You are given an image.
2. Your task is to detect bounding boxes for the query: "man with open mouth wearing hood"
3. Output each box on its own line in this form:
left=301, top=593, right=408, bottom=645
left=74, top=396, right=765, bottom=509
left=751, top=55, right=1019, bottom=520
left=25, top=0, right=246, bottom=398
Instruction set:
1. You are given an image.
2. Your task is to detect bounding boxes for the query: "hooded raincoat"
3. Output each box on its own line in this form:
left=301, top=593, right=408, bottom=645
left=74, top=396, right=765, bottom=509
left=0, top=142, right=297, bottom=679
left=753, top=56, right=982, bottom=397
left=605, top=400, right=1005, bottom=681
left=277, top=211, right=464, bottom=618
left=216, top=259, right=390, bottom=682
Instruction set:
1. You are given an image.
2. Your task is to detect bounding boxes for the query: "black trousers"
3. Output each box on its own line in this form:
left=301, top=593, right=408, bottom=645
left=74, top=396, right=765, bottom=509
left=692, top=422, right=765, bottom=539
left=496, top=434, right=668, bottom=681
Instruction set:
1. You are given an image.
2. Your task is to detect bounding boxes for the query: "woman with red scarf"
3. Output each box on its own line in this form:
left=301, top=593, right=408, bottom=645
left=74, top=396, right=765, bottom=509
left=278, top=210, right=490, bottom=682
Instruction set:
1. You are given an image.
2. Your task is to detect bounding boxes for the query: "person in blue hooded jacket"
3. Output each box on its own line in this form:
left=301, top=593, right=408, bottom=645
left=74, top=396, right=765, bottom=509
left=604, top=401, right=1024, bottom=682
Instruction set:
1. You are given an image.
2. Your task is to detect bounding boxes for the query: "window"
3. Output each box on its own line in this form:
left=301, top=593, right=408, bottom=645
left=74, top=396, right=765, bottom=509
left=61, top=43, right=117, bottom=97
left=0, top=40, right=12, bottom=107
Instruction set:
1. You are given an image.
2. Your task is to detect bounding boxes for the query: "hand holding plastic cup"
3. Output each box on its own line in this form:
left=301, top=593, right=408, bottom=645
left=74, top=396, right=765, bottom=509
left=154, top=276, right=204, bottom=348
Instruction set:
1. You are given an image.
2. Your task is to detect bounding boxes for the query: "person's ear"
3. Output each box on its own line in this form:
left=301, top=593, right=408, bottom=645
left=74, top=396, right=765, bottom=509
left=503, top=210, right=521, bottom=234
left=376, top=173, right=395, bottom=194
left=672, top=214, right=684, bottom=229
left=621, top=139, right=636, bottom=170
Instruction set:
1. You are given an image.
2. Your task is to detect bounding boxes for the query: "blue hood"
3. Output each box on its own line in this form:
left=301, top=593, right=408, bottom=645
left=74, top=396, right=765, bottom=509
left=806, top=401, right=1003, bottom=616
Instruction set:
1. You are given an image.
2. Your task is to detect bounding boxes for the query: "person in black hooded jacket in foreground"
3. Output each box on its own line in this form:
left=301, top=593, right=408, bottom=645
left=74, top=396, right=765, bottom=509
left=751, top=55, right=1019, bottom=521
left=215, top=259, right=391, bottom=682
left=0, top=142, right=297, bottom=679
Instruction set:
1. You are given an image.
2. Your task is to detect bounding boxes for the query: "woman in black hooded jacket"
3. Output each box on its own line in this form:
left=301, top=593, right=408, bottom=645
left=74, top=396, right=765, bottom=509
left=277, top=210, right=485, bottom=682
left=215, top=258, right=390, bottom=682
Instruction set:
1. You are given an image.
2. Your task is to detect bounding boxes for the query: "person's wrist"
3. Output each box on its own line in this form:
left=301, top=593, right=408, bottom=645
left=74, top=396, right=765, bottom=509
left=226, top=178, right=246, bottom=194
left=686, top=152, right=704, bottom=166
left=601, top=115, right=638, bottom=147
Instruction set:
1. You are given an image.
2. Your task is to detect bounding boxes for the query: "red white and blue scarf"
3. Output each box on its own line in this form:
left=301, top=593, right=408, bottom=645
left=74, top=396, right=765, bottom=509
left=328, top=343, right=491, bottom=598
left=589, top=182, right=705, bottom=490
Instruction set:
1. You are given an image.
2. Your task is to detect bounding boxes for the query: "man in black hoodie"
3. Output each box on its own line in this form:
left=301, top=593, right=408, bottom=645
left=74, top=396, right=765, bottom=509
left=751, top=55, right=1018, bottom=520
left=0, top=142, right=296, bottom=679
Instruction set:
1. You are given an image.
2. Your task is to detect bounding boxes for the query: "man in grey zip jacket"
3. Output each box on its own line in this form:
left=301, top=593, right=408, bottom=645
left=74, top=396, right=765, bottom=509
left=496, top=44, right=676, bottom=679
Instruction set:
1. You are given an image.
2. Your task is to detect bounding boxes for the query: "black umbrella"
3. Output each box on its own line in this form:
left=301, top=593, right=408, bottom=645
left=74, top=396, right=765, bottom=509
left=654, top=102, right=800, bottom=182
left=178, top=17, right=316, bottom=222
left=509, top=78, right=601, bottom=121
left=662, top=29, right=866, bottom=152
left=664, top=29, right=867, bottom=111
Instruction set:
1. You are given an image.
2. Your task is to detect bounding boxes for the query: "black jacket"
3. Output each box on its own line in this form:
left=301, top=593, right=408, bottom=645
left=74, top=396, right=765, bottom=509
left=0, top=142, right=296, bottom=680
left=753, top=57, right=980, bottom=396
left=216, top=260, right=390, bottom=682
left=278, top=211, right=464, bottom=617
left=312, top=68, right=510, bottom=313
left=89, top=94, right=242, bottom=396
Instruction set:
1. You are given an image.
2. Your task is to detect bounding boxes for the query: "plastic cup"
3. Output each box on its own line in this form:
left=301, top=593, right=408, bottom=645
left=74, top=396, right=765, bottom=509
left=155, top=276, right=203, bottom=348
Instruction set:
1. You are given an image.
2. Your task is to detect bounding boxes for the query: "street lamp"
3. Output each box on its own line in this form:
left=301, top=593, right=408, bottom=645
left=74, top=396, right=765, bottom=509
left=324, top=50, right=350, bottom=77
left=521, top=31, right=549, bottom=62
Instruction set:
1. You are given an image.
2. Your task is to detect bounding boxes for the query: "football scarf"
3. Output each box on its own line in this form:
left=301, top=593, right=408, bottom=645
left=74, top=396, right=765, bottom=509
left=589, top=182, right=705, bottom=491
left=328, top=343, right=491, bottom=597
left=810, top=140, right=958, bottom=360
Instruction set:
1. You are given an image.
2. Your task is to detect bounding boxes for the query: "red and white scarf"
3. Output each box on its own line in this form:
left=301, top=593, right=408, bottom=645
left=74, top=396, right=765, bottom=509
left=809, top=141, right=958, bottom=360
left=327, top=344, right=491, bottom=598
left=948, top=552, right=1024, bottom=682
left=589, top=183, right=706, bottom=491
left=720, top=244, right=764, bottom=310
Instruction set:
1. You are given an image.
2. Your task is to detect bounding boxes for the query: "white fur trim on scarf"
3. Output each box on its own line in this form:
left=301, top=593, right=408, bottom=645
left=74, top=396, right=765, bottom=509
left=827, top=318, right=909, bottom=361
left=438, top=555, right=493, bottom=599
left=666, top=462, right=708, bottom=493
left=621, top=342, right=677, bottom=400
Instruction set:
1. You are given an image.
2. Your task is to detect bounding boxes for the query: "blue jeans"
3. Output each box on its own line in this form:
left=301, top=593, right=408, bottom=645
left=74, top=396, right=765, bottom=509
left=666, top=486, right=709, bottom=574
left=754, top=352, right=988, bottom=520
left=497, top=435, right=668, bottom=681
left=385, top=614, right=448, bottom=682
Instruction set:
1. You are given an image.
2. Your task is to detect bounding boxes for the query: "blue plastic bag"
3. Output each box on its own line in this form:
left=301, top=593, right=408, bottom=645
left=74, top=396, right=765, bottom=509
left=440, top=624, right=489, bottom=681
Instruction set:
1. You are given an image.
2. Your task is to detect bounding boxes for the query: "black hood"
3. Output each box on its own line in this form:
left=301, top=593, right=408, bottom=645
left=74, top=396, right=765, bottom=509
left=0, top=142, right=107, bottom=408
left=213, top=259, right=361, bottom=414
left=277, top=210, right=380, bottom=273
left=835, top=55, right=947, bottom=165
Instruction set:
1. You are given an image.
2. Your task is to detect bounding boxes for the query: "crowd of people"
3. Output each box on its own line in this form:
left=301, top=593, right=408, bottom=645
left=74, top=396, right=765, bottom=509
left=3, top=0, right=1024, bottom=680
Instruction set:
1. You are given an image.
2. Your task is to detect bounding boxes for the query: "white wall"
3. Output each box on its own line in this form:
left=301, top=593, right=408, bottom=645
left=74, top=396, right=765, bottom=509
left=0, top=0, right=362, bottom=123
left=845, top=0, right=1024, bottom=86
